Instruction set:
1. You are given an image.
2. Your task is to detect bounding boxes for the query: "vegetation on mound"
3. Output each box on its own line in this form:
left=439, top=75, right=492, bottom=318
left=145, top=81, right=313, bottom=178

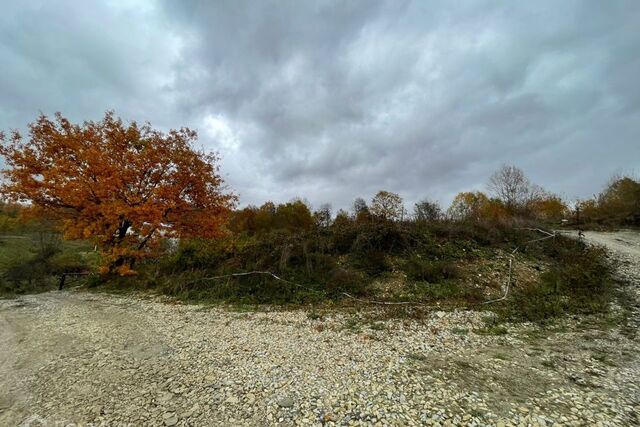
left=85, top=215, right=615, bottom=326
left=0, top=112, right=629, bottom=322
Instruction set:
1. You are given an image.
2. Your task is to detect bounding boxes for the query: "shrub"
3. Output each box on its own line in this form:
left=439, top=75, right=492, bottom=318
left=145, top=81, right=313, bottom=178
left=350, top=220, right=410, bottom=254
left=323, top=268, right=369, bottom=297
left=49, top=252, right=88, bottom=274
left=403, top=256, right=459, bottom=282
left=499, top=245, right=613, bottom=323
left=349, top=251, right=392, bottom=275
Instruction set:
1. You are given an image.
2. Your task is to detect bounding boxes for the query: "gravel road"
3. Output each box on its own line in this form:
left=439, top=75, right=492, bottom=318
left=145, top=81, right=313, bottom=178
left=1, top=231, right=639, bottom=426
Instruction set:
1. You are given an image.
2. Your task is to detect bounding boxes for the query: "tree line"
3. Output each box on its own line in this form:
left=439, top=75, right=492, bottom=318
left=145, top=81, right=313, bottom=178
left=1, top=112, right=638, bottom=275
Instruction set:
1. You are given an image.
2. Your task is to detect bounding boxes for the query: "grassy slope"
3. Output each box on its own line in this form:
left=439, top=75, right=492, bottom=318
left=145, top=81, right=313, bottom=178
left=0, top=233, right=96, bottom=296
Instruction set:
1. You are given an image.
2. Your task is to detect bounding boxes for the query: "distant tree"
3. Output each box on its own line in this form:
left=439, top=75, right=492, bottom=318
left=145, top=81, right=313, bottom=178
left=370, top=191, right=404, bottom=221
left=488, top=164, right=541, bottom=211
left=274, top=200, right=315, bottom=231
left=332, top=209, right=352, bottom=228
left=529, top=193, right=568, bottom=222
left=574, top=198, right=599, bottom=224
left=229, top=206, right=258, bottom=234
left=447, top=191, right=490, bottom=221
left=353, top=197, right=368, bottom=215
left=0, top=112, right=236, bottom=274
left=254, top=201, right=277, bottom=231
left=313, top=203, right=332, bottom=228
left=597, top=175, right=640, bottom=225
left=414, top=199, right=442, bottom=222
left=352, top=197, right=370, bottom=222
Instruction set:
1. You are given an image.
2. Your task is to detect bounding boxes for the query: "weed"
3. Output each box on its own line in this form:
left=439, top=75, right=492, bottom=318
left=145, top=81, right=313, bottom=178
left=307, top=310, right=324, bottom=321
left=407, top=352, right=428, bottom=362
left=541, top=360, right=555, bottom=369
left=369, top=322, right=386, bottom=331
left=343, top=316, right=363, bottom=333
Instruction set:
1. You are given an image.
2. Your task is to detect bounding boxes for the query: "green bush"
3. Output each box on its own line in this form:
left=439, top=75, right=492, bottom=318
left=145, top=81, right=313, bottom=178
left=108, top=214, right=615, bottom=319
left=349, top=250, right=392, bottom=275
left=350, top=220, right=410, bottom=254
left=49, top=251, right=88, bottom=274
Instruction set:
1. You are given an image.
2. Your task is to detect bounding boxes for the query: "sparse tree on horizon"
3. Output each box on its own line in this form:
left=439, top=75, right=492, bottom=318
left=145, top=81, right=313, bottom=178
left=414, top=199, right=442, bottom=222
left=488, top=164, right=543, bottom=211
left=370, top=191, right=404, bottom=221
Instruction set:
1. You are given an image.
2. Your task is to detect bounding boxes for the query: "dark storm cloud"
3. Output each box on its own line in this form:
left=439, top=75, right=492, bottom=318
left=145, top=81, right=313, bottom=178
left=0, top=0, right=183, bottom=129
left=2, top=1, right=640, bottom=211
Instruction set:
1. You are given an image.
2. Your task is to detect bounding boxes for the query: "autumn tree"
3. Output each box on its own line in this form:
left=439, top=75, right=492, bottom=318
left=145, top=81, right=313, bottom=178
left=448, top=192, right=487, bottom=220
left=597, top=175, right=640, bottom=225
left=333, top=209, right=352, bottom=227
left=414, top=199, right=442, bottom=222
left=0, top=112, right=236, bottom=274
left=229, top=205, right=259, bottom=234
left=370, top=191, right=404, bottom=221
left=254, top=201, right=277, bottom=231
left=529, top=193, right=568, bottom=222
left=248, top=200, right=315, bottom=233
left=574, top=198, right=598, bottom=224
left=274, top=199, right=315, bottom=231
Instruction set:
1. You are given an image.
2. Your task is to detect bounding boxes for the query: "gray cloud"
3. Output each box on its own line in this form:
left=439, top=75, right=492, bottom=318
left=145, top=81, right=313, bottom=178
left=2, top=0, right=639, bottom=212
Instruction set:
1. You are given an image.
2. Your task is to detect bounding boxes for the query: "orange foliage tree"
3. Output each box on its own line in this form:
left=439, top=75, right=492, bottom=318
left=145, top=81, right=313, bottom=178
left=447, top=191, right=489, bottom=221
left=0, top=112, right=237, bottom=274
left=447, top=191, right=510, bottom=222
left=529, top=194, right=568, bottom=222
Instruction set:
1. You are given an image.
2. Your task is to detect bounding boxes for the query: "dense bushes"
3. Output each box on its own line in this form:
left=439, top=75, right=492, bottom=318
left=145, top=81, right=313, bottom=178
left=90, top=210, right=612, bottom=326
left=147, top=209, right=573, bottom=307
left=499, top=240, right=613, bottom=323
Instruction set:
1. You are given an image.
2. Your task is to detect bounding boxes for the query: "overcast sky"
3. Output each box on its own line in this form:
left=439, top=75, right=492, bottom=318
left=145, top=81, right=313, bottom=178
left=1, top=0, right=639, bottom=211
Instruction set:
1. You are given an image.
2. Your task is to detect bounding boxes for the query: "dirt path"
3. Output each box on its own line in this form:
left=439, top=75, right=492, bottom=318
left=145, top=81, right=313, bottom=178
left=1, top=232, right=639, bottom=426
left=584, top=230, right=640, bottom=256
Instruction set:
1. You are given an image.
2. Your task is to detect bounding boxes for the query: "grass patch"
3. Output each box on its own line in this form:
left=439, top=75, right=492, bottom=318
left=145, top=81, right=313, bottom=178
left=475, top=325, right=508, bottom=336
left=0, top=233, right=95, bottom=297
left=452, top=327, right=468, bottom=336
left=404, top=280, right=483, bottom=304
left=403, top=256, right=460, bottom=282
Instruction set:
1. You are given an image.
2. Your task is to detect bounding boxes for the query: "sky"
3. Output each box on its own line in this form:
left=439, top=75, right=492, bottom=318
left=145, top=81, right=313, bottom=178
left=1, top=0, right=639, bottom=212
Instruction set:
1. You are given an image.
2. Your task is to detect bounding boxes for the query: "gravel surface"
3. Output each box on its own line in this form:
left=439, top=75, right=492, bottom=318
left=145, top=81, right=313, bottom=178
left=1, top=231, right=639, bottom=426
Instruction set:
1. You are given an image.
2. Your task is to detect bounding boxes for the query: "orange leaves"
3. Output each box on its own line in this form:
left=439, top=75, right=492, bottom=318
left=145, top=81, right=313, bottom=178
left=448, top=191, right=511, bottom=222
left=529, top=196, right=568, bottom=221
left=1, top=111, right=237, bottom=274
